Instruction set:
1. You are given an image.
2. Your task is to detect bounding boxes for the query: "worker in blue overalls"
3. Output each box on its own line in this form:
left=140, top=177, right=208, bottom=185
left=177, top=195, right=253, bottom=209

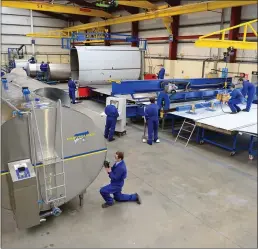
left=100, top=151, right=141, bottom=208
left=239, top=77, right=256, bottom=112
left=104, top=103, right=119, bottom=142
left=228, top=84, right=244, bottom=114
left=157, top=66, right=165, bottom=79
left=28, top=56, right=36, bottom=64
left=40, top=61, right=48, bottom=81
left=145, top=97, right=160, bottom=145
left=68, top=77, right=77, bottom=104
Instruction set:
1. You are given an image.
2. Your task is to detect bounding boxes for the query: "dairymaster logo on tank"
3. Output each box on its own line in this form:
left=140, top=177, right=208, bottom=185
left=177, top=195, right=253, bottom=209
left=67, top=131, right=96, bottom=144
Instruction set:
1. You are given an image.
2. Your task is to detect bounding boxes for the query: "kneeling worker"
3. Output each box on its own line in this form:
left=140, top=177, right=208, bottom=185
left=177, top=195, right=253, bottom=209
left=228, top=84, right=244, bottom=114
left=240, top=77, right=256, bottom=112
left=68, top=77, right=77, bottom=104
left=145, top=97, right=160, bottom=145
left=100, top=151, right=141, bottom=208
left=104, top=102, right=119, bottom=142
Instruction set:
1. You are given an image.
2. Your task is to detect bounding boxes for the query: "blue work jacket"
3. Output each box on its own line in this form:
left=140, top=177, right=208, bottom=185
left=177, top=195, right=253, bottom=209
left=108, top=160, right=127, bottom=187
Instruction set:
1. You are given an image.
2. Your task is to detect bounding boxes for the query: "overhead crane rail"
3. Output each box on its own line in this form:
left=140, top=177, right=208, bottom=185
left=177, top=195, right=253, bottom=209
left=195, top=19, right=258, bottom=50
left=25, top=1, right=256, bottom=38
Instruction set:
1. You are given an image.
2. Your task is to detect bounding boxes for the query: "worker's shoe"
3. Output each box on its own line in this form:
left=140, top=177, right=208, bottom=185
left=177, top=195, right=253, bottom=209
left=102, top=203, right=113, bottom=208
left=104, top=135, right=108, bottom=139
left=230, top=112, right=237, bottom=114
left=154, top=139, right=160, bottom=143
left=242, top=109, right=249, bottom=112
left=136, top=193, right=142, bottom=205
left=108, top=138, right=115, bottom=142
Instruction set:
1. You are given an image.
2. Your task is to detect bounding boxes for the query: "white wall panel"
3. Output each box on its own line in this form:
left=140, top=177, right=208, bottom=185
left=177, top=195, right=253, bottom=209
left=179, top=25, right=221, bottom=36
left=1, top=25, right=62, bottom=35
left=139, top=18, right=164, bottom=30
left=236, top=50, right=257, bottom=62
left=177, top=43, right=219, bottom=59
left=139, top=29, right=169, bottom=38
left=33, top=17, right=67, bottom=27
left=2, top=15, right=31, bottom=25
left=147, top=44, right=169, bottom=57
left=241, top=4, right=258, bottom=20
left=1, top=7, right=30, bottom=15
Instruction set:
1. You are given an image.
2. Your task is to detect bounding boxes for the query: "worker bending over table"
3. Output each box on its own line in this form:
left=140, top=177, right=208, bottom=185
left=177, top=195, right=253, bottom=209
left=227, top=84, right=244, bottom=114
left=239, top=77, right=256, bottom=112
left=104, top=102, right=119, bottom=142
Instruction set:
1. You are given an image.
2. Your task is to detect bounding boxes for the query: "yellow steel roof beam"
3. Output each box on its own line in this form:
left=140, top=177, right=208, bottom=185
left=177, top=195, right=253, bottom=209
left=118, top=1, right=157, bottom=10
left=2, top=1, right=113, bottom=18
left=62, top=1, right=256, bottom=32
left=26, top=1, right=257, bottom=37
left=195, top=19, right=258, bottom=50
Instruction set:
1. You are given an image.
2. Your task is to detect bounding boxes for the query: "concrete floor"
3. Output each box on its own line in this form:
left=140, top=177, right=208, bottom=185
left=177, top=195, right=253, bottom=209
left=1, top=96, right=257, bottom=248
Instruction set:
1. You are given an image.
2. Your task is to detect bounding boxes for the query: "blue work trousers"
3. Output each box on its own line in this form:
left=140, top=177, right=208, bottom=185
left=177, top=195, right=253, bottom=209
left=100, top=184, right=137, bottom=205
left=228, top=99, right=242, bottom=113
left=104, top=117, right=117, bottom=141
left=69, top=89, right=76, bottom=104
left=246, top=90, right=256, bottom=112
left=147, top=118, right=159, bottom=145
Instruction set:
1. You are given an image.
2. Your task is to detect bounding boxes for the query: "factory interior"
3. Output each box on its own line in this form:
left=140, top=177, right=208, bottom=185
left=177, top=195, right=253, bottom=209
left=1, top=0, right=258, bottom=248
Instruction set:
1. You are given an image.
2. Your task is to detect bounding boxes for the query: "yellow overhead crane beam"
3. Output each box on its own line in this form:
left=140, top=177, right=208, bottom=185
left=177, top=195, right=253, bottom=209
left=2, top=0, right=113, bottom=18
left=195, top=19, right=258, bottom=50
left=26, top=1, right=257, bottom=38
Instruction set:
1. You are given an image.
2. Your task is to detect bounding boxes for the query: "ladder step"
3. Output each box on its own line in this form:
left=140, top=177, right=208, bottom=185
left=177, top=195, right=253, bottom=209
left=45, top=173, right=65, bottom=179
left=184, top=122, right=195, bottom=126
left=46, top=184, right=65, bottom=191
left=181, top=129, right=192, bottom=132
left=178, top=135, right=188, bottom=140
left=48, top=196, right=66, bottom=203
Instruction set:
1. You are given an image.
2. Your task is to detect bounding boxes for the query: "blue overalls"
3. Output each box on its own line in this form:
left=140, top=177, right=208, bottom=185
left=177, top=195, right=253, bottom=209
left=145, top=103, right=159, bottom=145
left=241, top=80, right=256, bottom=112
left=40, top=63, right=48, bottom=81
left=104, top=104, right=119, bottom=141
left=158, top=67, right=165, bottom=79
left=228, top=89, right=244, bottom=113
left=68, top=79, right=76, bottom=104
left=28, top=57, right=36, bottom=64
left=100, top=160, right=137, bottom=205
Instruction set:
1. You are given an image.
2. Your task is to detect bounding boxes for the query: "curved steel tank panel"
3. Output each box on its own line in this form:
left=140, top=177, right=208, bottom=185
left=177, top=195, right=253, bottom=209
left=1, top=77, right=106, bottom=213
left=27, top=63, right=71, bottom=81
left=14, top=59, right=29, bottom=69
left=34, top=87, right=71, bottom=108
left=71, top=46, right=141, bottom=85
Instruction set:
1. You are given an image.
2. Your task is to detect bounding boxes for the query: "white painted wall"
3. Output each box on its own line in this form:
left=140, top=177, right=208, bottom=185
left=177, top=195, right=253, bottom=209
left=1, top=7, right=70, bottom=66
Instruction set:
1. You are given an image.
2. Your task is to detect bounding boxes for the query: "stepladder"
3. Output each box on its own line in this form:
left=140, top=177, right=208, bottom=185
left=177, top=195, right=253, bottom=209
left=175, top=118, right=196, bottom=147
left=28, top=99, right=67, bottom=208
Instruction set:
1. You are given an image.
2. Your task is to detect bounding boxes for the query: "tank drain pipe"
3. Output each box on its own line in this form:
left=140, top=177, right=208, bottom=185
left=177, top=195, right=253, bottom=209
left=40, top=207, right=62, bottom=222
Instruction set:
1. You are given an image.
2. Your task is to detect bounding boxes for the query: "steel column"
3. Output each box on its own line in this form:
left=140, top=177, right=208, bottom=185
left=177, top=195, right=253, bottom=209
left=131, top=21, right=139, bottom=47
left=229, top=7, right=242, bottom=62
left=104, top=26, right=111, bottom=46
left=167, top=0, right=180, bottom=60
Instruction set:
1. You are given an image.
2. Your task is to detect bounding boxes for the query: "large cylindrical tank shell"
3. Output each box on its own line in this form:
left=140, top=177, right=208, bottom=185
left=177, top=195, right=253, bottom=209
left=70, top=46, right=141, bottom=85
left=15, top=59, right=29, bottom=69
left=1, top=74, right=106, bottom=213
left=26, top=63, right=71, bottom=81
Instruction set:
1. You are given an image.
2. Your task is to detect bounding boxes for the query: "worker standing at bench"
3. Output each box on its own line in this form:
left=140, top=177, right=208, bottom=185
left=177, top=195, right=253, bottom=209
left=157, top=66, right=165, bottom=79
left=228, top=84, right=244, bottom=114
left=104, top=103, right=119, bottom=142
left=239, top=77, right=256, bottom=112
left=145, top=97, right=160, bottom=145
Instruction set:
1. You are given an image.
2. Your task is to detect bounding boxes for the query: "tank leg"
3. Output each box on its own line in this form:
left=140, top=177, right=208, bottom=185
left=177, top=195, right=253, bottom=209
left=79, top=190, right=86, bottom=207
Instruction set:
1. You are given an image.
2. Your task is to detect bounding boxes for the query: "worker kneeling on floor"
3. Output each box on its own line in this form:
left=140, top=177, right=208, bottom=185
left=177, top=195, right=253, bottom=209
left=227, top=83, right=245, bottom=114
left=239, top=77, right=256, bottom=112
left=100, top=151, right=141, bottom=208
left=104, top=102, right=119, bottom=142
left=145, top=97, right=160, bottom=145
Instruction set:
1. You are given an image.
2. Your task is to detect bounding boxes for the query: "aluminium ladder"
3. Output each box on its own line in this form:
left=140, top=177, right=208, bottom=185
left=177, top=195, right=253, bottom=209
left=30, top=99, right=67, bottom=205
left=175, top=119, right=196, bottom=147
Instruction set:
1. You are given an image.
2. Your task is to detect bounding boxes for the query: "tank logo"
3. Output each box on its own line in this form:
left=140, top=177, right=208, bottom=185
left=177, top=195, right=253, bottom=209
left=67, top=131, right=96, bottom=143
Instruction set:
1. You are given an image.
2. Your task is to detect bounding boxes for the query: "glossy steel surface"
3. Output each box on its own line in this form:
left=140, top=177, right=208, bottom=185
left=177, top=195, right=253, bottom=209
left=27, top=63, right=71, bottom=81
left=1, top=74, right=106, bottom=214
left=71, top=46, right=141, bottom=85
